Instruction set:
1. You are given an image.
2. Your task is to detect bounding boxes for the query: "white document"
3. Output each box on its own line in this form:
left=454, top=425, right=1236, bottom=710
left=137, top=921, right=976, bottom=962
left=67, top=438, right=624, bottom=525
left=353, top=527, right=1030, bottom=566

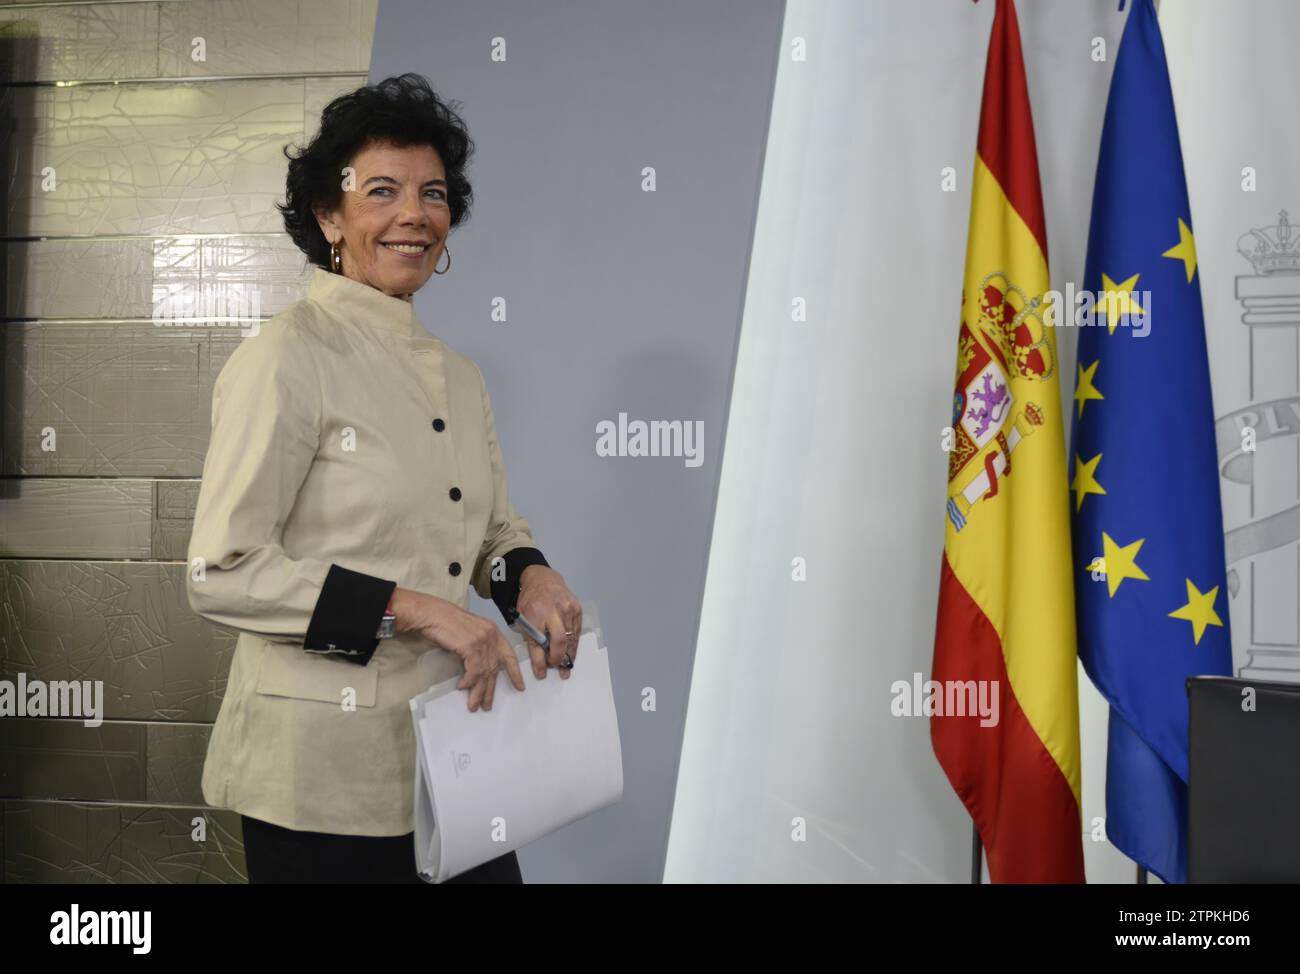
left=410, top=604, right=623, bottom=882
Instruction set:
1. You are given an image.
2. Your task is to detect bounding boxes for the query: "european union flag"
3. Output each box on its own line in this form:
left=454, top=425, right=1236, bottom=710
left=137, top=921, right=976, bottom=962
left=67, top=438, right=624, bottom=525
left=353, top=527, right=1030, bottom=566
left=1070, top=0, right=1233, bottom=884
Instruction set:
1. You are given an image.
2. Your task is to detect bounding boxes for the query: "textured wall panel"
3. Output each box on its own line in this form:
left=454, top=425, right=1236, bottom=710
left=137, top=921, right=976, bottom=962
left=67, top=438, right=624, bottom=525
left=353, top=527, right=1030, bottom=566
left=151, top=517, right=193, bottom=560
left=178, top=234, right=313, bottom=318
left=0, top=719, right=148, bottom=801
left=2, top=235, right=311, bottom=320
left=0, top=718, right=212, bottom=803
left=152, top=479, right=199, bottom=559
left=0, top=560, right=237, bottom=722
left=0, top=0, right=376, bottom=82
left=2, top=237, right=154, bottom=319
left=0, top=478, right=154, bottom=557
left=3, top=800, right=120, bottom=884
left=119, top=805, right=245, bottom=884
left=145, top=722, right=210, bottom=804
left=7, top=80, right=314, bottom=236
left=2, top=323, right=240, bottom=476
left=4, top=801, right=245, bottom=884
left=160, top=0, right=376, bottom=77
left=303, top=75, right=369, bottom=135
left=0, top=2, right=159, bottom=82
left=155, top=479, right=199, bottom=519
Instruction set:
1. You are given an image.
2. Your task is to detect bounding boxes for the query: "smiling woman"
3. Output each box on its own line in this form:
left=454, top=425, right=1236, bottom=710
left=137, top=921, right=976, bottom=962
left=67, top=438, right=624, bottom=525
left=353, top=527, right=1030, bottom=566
left=185, top=73, right=583, bottom=885
left=313, top=141, right=451, bottom=296
left=277, top=73, right=475, bottom=284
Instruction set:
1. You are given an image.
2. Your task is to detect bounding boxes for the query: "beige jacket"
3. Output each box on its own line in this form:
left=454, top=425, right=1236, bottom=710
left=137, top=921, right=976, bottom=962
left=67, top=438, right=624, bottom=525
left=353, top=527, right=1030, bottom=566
left=188, top=267, right=547, bottom=836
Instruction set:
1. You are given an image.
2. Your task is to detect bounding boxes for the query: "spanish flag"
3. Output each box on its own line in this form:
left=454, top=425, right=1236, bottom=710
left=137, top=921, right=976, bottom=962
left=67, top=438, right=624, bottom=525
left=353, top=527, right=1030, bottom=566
left=931, top=0, right=1084, bottom=883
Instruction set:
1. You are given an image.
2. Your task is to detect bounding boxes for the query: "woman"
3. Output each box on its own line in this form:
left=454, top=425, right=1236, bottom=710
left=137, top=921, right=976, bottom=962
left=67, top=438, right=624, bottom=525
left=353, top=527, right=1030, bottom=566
left=186, top=73, right=582, bottom=884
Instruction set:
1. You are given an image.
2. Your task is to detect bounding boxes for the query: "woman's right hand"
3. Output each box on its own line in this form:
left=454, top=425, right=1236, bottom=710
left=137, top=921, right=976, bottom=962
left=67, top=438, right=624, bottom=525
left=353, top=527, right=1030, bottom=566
left=390, top=588, right=524, bottom=713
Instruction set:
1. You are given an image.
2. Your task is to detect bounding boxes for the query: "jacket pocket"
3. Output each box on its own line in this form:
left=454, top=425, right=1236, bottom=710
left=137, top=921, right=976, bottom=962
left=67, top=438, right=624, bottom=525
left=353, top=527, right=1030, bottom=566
left=254, top=640, right=378, bottom=708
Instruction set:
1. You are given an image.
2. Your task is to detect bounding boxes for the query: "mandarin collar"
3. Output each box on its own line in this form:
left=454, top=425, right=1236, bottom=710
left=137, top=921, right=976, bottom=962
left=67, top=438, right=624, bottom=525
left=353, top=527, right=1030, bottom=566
left=307, top=267, right=423, bottom=338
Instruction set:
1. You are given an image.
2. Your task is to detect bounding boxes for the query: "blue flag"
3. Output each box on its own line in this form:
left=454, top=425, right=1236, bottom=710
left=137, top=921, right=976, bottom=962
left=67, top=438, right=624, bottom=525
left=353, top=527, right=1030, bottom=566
left=1070, top=0, right=1232, bottom=884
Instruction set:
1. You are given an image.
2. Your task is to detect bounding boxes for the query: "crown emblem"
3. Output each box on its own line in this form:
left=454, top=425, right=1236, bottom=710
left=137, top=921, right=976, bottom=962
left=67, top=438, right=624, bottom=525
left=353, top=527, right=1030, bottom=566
left=976, top=272, right=1055, bottom=382
left=1238, top=210, right=1300, bottom=274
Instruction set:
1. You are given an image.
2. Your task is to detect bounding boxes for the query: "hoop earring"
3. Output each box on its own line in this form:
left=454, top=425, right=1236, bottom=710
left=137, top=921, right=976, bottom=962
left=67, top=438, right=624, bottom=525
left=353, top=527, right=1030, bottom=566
left=330, top=240, right=342, bottom=274
left=433, top=245, right=451, bottom=275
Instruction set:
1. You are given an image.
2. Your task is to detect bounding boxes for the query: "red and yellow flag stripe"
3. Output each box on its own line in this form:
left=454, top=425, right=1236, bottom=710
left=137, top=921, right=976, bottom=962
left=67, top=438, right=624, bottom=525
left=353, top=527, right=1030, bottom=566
left=930, top=0, right=1084, bottom=883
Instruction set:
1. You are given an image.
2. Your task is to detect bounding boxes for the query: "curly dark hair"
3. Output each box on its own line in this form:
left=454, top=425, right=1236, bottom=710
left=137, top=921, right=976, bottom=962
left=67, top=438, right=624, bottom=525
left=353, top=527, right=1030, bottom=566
left=277, top=73, right=475, bottom=269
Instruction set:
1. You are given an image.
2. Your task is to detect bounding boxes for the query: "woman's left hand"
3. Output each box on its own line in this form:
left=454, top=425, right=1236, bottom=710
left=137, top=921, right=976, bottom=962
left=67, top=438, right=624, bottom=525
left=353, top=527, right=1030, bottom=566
left=516, top=565, right=582, bottom=680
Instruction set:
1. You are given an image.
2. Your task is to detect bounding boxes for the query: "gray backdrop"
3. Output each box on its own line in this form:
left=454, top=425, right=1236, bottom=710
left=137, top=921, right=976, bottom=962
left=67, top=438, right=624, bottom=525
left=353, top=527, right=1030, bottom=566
left=370, top=0, right=785, bottom=882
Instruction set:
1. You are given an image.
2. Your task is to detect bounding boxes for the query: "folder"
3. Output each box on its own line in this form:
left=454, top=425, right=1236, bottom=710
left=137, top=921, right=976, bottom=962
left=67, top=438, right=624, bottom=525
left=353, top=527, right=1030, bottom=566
left=410, top=600, right=623, bottom=882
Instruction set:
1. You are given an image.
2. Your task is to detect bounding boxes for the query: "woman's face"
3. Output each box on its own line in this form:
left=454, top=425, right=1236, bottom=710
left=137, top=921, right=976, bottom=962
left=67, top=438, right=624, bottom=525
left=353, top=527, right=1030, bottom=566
left=313, top=140, right=452, bottom=298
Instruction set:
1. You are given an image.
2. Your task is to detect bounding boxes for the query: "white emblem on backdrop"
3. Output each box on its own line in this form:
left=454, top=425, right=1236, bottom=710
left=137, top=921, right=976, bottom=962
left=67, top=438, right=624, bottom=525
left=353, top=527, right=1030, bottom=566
left=1219, top=211, right=1300, bottom=681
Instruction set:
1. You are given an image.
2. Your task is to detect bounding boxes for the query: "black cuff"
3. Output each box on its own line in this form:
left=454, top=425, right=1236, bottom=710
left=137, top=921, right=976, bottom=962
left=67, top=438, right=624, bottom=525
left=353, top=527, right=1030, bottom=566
left=489, top=547, right=550, bottom=625
left=303, top=564, right=396, bottom=666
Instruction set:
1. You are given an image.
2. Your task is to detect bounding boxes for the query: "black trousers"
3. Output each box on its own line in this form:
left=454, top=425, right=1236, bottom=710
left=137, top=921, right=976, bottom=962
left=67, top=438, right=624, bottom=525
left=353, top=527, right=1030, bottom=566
left=241, top=815, right=523, bottom=884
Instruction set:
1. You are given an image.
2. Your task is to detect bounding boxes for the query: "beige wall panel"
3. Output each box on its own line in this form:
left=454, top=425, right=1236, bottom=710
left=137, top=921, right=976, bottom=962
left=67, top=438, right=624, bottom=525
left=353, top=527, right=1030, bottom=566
left=0, top=478, right=154, bottom=557
left=3, top=800, right=120, bottom=883
left=0, top=2, right=159, bottom=82
left=0, top=717, right=211, bottom=803
left=2, top=235, right=310, bottom=320
left=2, top=237, right=154, bottom=319
left=0, top=719, right=148, bottom=800
left=152, top=479, right=199, bottom=558
left=0, top=560, right=237, bottom=722
left=8, top=79, right=312, bottom=236
left=155, top=478, right=198, bottom=518
left=145, top=720, right=210, bottom=803
left=160, top=0, right=376, bottom=77
left=119, top=805, right=245, bottom=883
left=4, top=800, right=246, bottom=883
left=150, top=510, right=194, bottom=560
left=302, top=71, right=369, bottom=135
left=178, top=233, right=313, bottom=317
left=0, top=0, right=376, bottom=82
left=2, top=323, right=240, bottom=476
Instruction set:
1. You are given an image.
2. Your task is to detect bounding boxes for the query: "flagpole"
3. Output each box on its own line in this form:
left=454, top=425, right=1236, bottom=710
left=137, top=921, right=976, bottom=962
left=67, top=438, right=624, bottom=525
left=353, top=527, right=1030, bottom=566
left=971, top=823, right=983, bottom=884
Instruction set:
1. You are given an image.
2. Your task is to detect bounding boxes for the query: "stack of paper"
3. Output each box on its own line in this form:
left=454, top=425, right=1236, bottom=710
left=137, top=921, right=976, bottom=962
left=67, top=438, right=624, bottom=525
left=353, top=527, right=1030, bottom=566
left=410, top=602, right=623, bottom=882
